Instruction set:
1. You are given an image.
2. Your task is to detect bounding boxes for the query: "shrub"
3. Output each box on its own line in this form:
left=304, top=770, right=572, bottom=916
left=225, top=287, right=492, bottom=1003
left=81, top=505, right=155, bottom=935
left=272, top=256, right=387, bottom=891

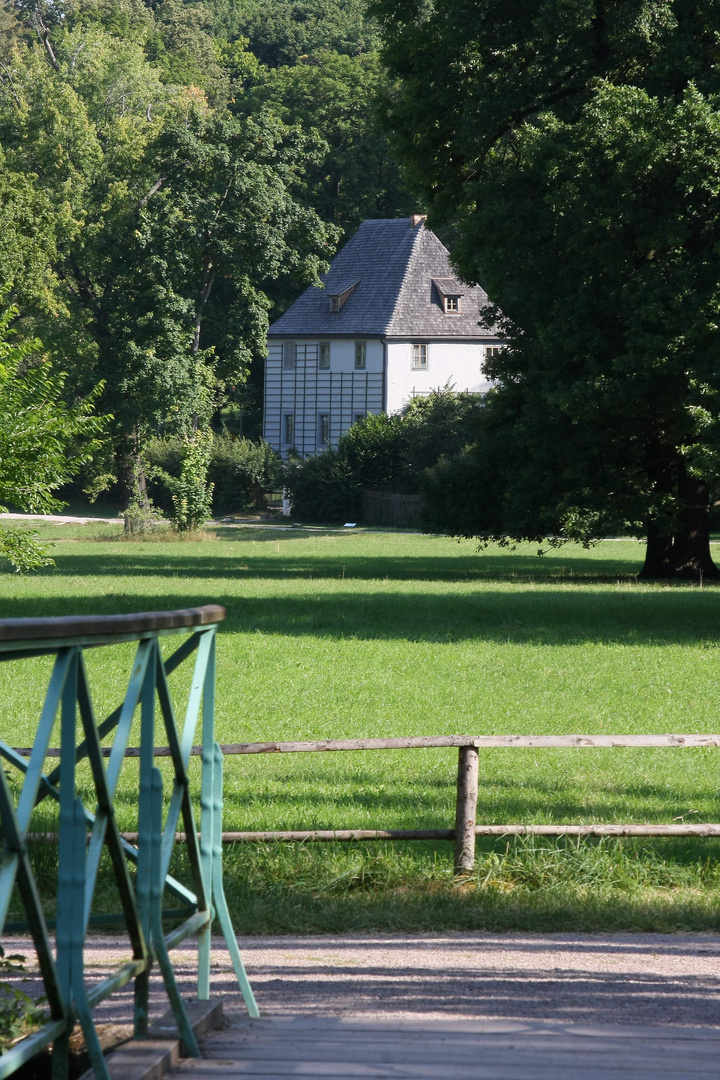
left=210, top=434, right=281, bottom=515
left=160, top=431, right=215, bottom=532
left=419, top=447, right=488, bottom=535
left=283, top=387, right=485, bottom=522
left=284, top=449, right=360, bottom=521
left=144, top=434, right=281, bottom=517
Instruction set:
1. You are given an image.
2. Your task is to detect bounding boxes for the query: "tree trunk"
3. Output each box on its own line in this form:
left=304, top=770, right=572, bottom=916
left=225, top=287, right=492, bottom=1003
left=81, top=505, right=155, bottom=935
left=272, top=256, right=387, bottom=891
left=639, top=522, right=674, bottom=579
left=116, top=441, right=149, bottom=508
left=639, top=475, right=720, bottom=580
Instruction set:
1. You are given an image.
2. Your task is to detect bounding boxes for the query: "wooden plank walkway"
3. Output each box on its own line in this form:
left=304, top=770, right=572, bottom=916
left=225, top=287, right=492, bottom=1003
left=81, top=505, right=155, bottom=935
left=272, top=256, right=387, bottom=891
left=175, top=1015, right=720, bottom=1079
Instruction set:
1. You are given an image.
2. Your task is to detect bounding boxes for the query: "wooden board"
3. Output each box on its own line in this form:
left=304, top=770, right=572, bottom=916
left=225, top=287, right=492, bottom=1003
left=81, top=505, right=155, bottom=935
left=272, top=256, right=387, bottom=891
left=17, top=733, right=720, bottom=758
left=172, top=1017, right=720, bottom=1079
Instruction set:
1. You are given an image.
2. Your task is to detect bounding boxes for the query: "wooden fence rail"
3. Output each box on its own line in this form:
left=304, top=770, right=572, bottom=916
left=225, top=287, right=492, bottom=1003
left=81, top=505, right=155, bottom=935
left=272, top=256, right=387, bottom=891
left=16, top=734, right=720, bottom=875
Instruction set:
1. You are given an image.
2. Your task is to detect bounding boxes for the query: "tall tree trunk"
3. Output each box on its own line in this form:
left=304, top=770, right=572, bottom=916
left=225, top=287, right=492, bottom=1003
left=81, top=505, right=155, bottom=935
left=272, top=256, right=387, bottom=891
left=639, top=522, right=674, bottom=578
left=667, top=475, right=719, bottom=579
left=116, top=439, right=149, bottom=508
left=639, top=474, right=720, bottom=580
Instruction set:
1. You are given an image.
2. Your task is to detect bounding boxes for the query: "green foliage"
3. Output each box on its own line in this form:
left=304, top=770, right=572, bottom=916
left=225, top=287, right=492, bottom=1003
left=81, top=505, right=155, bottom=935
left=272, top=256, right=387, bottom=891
left=420, top=447, right=486, bottom=537
left=123, top=458, right=164, bottom=534
left=0, top=0, right=414, bottom=502
left=210, top=0, right=377, bottom=67
left=145, top=432, right=281, bottom=514
left=0, top=947, right=47, bottom=1053
left=283, top=447, right=359, bottom=520
left=0, top=9, right=337, bottom=502
left=284, top=389, right=483, bottom=521
left=372, top=0, right=720, bottom=576
left=0, top=148, right=58, bottom=315
left=0, top=301, right=107, bottom=569
left=159, top=430, right=215, bottom=531
left=209, top=433, right=281, bottom=513
left=243, top=51, right=414, bottom=240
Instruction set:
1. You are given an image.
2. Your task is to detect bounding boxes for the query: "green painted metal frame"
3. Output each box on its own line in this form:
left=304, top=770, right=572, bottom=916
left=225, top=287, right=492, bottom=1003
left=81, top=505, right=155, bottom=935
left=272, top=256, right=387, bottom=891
left=0, top=613, right=258, bottom=1080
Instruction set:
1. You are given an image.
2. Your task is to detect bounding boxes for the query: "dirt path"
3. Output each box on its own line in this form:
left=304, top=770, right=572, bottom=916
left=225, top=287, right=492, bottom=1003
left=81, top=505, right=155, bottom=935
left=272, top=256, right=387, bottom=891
left=6, top=932, right=720, bottom=1028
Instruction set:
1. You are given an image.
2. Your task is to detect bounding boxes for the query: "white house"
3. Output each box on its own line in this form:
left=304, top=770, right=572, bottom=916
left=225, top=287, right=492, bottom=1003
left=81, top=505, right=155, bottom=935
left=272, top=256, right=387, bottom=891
left=264, top=216, right=503, bottom=457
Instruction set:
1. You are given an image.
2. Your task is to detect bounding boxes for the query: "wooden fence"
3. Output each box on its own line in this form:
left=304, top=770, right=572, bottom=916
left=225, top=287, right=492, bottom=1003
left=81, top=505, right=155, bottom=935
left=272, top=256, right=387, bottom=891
left=21, top=734, right=720, bottom=875
left=361, top=491, right=423, bottom=528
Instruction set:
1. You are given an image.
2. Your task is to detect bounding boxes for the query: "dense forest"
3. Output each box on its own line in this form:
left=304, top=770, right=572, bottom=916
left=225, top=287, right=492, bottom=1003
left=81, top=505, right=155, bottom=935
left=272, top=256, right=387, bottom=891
left=0, top=0, right=415, bottom=501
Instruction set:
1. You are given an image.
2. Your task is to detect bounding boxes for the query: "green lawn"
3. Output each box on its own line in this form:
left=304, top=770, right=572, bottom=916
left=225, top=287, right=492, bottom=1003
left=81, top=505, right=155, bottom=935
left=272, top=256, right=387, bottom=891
left=3, top=522, right=720, bottom=932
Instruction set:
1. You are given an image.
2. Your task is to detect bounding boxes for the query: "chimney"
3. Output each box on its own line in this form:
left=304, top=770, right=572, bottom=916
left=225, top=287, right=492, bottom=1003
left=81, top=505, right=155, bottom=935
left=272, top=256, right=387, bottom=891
left=410, top=214, right=427, bottom=228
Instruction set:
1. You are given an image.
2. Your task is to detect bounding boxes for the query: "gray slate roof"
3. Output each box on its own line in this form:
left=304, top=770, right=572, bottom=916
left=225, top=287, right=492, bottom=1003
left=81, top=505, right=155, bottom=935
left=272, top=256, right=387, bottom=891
left=268, top=218, right=498, bottom=339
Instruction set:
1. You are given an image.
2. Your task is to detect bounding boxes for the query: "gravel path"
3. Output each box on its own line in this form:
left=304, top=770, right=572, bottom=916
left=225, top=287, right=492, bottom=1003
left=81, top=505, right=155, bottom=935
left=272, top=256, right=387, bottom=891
left=5, top=932, right=720, bottom=1029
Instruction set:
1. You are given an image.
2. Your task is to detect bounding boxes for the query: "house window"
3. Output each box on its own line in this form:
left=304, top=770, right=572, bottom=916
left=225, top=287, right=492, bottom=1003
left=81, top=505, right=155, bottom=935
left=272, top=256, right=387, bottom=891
left=319, top=414, right=330, bottom=445
left=354, top=412, right=365, bottom=424
left=412, top=343, right=428, bottom=370
left=444, top=296, right=461, bottom=314
left=355, top=341, right=367, bottom=369
left=283, top=342, right=297, bottom=370
left=328, top=281, right=358, bottom=313
left=319, top=342, right=330, bottom=369
left=484, top=345, right=504, bottom=362
left=284, top=414, right=295, bottom=445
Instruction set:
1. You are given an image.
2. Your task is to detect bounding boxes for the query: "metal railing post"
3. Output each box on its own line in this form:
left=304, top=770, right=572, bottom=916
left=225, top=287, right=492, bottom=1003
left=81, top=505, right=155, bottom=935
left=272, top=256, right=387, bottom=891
left=198, top=627, right=216, bottom=1001
left=0, top=604, right=252, bottom=1080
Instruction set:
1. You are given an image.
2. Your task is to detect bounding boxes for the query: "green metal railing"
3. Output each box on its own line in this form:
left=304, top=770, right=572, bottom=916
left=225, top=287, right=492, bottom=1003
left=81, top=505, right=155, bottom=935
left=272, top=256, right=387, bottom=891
left=0, top=605, right=258, bottom=1080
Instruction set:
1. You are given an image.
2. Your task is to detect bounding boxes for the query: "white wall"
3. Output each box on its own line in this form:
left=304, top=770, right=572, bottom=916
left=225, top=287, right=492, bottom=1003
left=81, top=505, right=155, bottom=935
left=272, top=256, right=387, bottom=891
left=325, top=338, right=384, bottom=373
left=385, top=341, right=495, bottom=414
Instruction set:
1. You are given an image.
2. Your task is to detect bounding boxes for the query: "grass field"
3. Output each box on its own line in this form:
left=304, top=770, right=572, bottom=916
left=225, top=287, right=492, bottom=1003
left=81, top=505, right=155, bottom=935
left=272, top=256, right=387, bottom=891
left=3, top=519, right=720, bottom=933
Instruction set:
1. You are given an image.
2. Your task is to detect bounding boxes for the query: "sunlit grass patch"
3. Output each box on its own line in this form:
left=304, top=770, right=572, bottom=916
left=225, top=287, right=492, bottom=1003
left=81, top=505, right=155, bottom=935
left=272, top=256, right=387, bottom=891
left=2, top=530, right=720, bottom=931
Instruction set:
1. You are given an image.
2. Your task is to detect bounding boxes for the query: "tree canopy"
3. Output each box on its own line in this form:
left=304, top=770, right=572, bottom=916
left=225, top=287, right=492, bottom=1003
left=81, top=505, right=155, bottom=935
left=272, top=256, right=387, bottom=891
left=0, top=0, right=413, bottom=504
left=372, top=0, right=720, bottom=577
left=0, top=2, right=341, bottom=493
left=0, top=301, right=106, bottom=570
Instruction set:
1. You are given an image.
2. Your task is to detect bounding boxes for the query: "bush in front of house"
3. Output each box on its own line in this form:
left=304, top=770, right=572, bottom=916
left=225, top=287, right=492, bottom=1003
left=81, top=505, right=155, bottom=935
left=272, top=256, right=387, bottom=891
left=145, top=434, right=281, bottom=517
left=283, top=448, right=360, bottom=521
left=283, top=388, right=484, bottom=522
left=210, top=434, right=282, bottom=515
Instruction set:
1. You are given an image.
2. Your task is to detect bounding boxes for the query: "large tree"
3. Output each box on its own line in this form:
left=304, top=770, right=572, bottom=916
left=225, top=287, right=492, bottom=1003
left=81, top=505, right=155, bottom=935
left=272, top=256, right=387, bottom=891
left=242, top=51, right=414, bottom=242
left=0, top=11, right=336, bottom=496
left=373, top=0, right=720, bottom=578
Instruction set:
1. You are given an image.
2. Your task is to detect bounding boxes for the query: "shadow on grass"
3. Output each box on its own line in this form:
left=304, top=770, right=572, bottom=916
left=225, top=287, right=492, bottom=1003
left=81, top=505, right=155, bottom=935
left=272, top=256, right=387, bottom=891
left=12, top=545, right=651, bottom=583
left=216, top=794, right=720, bottom=842
left=1, top=583, right=718, bottom=645
left=217, top=773, right=720, bottom=838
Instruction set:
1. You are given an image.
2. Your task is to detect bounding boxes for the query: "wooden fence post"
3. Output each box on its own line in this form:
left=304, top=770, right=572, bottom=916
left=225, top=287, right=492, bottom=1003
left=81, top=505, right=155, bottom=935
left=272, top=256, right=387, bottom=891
left=454, top=745, right=479, bottom=874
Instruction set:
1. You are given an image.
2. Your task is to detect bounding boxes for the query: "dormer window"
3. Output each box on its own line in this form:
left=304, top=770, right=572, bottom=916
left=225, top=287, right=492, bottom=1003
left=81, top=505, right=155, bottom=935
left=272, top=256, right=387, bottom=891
left=328, top=280, right=359, bottom=313
left=433, top=278, right=465, bottom=315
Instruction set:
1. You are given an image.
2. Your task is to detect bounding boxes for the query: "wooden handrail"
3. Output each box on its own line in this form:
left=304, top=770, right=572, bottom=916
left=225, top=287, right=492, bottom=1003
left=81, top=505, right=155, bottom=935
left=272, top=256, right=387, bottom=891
left=0, top=605, right=225, bottom=642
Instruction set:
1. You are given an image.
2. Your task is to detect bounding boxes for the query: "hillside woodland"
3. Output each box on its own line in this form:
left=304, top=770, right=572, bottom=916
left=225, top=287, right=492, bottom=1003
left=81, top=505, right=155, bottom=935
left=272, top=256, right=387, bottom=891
left=0, top=0, right=414, bottom=507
